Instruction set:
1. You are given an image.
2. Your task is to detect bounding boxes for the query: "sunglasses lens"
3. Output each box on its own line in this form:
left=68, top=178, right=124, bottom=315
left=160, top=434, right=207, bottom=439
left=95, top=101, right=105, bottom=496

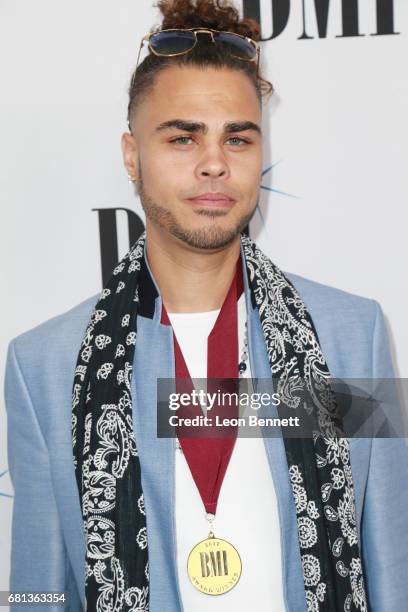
left=214, top=32, right=257, bottom=60
left=150, top=31, right=196, bottom=55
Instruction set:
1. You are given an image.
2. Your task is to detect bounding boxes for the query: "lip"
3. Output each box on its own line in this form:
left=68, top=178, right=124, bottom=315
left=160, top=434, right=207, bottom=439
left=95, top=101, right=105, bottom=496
left=187, top=192, right=236, bottom=207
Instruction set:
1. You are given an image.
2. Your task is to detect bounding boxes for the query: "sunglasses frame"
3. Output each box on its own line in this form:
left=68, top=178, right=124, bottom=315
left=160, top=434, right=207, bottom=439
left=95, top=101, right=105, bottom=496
left=136, top=27, right=260, bottom=77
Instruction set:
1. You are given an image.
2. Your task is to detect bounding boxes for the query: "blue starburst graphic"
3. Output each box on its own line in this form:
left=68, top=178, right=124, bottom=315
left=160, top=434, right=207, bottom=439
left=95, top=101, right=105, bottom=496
left=255, top=161, right=299, bottom=228
left=0, top=468, right=13, bottom=499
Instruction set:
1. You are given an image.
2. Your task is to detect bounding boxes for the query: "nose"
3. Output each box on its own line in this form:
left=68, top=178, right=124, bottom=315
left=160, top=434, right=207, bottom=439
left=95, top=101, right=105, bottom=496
left=195, top=145, right=230, bottom=180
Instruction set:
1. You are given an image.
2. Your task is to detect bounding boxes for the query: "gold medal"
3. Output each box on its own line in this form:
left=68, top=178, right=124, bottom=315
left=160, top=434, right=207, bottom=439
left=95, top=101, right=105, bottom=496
left=187, top=531, right=242, bottom=596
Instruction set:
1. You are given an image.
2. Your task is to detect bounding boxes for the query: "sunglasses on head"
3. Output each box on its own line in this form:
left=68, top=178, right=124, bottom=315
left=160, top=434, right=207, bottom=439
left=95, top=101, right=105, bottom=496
left=136, top=27, right=260, bottom=73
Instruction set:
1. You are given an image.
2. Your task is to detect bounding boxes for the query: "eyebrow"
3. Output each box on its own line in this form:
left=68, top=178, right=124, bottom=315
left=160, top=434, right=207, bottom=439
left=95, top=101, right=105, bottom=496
left=154, top=119, right=261, bottom=135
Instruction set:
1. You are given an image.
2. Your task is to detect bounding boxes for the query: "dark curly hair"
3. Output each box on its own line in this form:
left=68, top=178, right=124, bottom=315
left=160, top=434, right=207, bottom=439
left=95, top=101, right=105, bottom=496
left=127, top=0, right=273, bottom=130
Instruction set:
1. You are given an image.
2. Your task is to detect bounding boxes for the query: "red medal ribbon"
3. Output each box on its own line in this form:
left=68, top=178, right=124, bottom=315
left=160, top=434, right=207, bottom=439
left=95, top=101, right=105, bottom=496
left=161, top=255, right=244, bottom=514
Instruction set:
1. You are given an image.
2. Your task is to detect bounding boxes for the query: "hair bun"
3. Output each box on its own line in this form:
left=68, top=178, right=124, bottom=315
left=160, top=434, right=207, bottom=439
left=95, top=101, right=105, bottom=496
left=156, top=0, right=261, bottom=41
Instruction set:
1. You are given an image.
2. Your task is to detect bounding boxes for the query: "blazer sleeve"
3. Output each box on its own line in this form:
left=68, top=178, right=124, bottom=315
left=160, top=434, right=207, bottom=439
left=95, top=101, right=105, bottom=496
left=4, top=339, right=68, bottom=611
left=361, top=301, right=408, bottom=611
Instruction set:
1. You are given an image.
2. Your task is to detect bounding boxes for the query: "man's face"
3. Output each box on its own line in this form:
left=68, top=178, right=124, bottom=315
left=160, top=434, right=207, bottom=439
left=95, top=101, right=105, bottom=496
left=122, top=65, right=263, bottom=250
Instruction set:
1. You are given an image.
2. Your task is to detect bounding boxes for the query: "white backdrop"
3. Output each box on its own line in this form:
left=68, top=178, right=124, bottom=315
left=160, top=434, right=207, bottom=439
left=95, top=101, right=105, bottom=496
left=1, top=0, right=407, bottom=594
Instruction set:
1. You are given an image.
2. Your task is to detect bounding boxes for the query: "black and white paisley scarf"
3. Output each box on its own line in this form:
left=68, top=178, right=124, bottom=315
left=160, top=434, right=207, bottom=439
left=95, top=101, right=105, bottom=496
left=72, top=231, right=368, bottom=612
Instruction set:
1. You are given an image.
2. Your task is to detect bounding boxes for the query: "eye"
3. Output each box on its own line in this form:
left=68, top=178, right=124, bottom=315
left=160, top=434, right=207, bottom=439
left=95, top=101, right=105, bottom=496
left=226, top=136, right=250, bottom=146
left=170, top=136, right=194, bottom=145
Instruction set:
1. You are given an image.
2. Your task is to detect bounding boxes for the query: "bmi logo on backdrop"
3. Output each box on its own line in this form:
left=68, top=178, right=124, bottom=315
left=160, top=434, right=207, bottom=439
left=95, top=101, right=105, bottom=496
left=243, top=0, right=399, bottom=39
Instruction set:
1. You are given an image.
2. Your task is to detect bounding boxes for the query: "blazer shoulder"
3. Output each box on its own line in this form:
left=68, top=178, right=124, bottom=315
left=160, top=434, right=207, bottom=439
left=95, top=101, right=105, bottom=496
left=9, top=293, right=100, bottom=362
left=283, top=270, right=378, bottom=322
left=281, top=271, right=385, bottom=379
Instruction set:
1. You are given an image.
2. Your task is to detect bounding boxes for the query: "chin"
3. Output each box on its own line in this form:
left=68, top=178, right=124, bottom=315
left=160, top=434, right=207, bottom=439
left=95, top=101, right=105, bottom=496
left=168, top=222, right=246, bottom=251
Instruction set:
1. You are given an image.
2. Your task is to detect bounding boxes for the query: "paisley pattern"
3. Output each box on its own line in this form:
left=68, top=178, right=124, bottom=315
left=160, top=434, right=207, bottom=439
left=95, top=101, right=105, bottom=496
left=242, top=234, right=368, bottom=611
left=72, top=231, right=368, bottom=611
left=72, top=237, right=149, bottom=612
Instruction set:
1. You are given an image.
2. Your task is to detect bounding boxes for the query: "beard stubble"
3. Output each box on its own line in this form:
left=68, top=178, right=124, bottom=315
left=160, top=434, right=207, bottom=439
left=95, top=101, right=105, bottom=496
left=137, top=171, right=257, bottom=250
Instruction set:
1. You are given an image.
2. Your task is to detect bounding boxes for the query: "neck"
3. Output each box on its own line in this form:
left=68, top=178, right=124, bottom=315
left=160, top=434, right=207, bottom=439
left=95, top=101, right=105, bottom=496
left=145, top=223, right=242, bottom=314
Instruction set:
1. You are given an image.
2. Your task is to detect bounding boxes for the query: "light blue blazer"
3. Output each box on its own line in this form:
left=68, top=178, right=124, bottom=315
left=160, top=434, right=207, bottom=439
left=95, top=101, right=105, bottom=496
left=4, top=241, right=408, bottom=611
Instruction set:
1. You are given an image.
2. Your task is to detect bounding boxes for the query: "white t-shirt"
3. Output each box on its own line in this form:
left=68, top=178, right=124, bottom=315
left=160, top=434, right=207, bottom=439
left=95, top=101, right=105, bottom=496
left=167, top=294, right=286, bottom=611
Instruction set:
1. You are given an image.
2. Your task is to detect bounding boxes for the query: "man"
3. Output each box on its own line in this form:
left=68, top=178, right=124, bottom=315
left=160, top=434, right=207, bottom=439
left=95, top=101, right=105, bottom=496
left=4, top=1, right=408, bottom=611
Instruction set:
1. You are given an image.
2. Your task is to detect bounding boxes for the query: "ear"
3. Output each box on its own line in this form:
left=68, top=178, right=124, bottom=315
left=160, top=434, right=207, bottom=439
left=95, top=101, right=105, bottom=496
left=121, top=132, right=140, bottom=181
